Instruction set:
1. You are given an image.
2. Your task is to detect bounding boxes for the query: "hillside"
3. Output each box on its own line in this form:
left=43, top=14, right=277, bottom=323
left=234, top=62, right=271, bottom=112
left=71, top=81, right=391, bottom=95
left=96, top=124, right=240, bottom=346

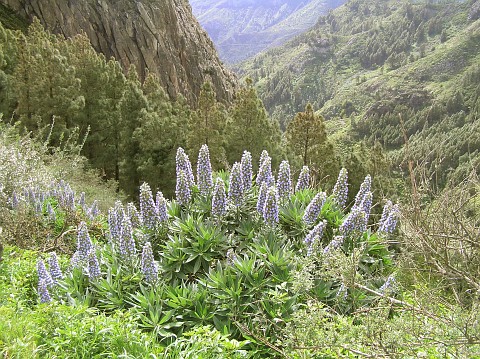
left=190, top=0, right=345, bottom=63
left=0, top=0, right=237, bottom=105
left=241, top=0, right=480, bottom=187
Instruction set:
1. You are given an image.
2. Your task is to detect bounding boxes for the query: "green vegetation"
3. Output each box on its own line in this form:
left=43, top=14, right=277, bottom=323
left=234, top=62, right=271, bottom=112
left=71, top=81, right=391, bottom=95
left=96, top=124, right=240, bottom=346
left=241, top=0, right=480, bottom=189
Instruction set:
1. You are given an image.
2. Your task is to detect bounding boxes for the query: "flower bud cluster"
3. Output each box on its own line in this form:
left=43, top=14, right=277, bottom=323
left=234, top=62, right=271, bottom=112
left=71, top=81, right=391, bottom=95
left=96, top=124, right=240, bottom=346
left=303, top=192, right=327, bottom=226
left=353, top=175, right=372, bottom=208
left=197, top=144, right=213, bottom=196
left=241, top=151, right=253, bottom=191
left=263, top=187, right=279, bottom=227
left=176, top=147, right=195, bottom=187
left=339, top=206, right=367, bottom=236
left=47, top=252, right=63, bottom=281
left=141, top=242, right=158, bottom=283
left=256, top=182, right=268, bottom=214
left=140, top=183, right=160, bottom=228
left=155, top=191, right=169, bottom=224
left=378, top=201, right=400, bottom=234
left=228, top=162, right=244, bottom=207
left=277, top=160, right=292, bottom=201
left=256, top=151, right=274, bottom=188
left=295, top=166, right=310, bottom=192
left=305, top=220, right=327, bottom=256
left=332, top=168, right=348, bottom=209
left=212, top=178, right=227, bottom=218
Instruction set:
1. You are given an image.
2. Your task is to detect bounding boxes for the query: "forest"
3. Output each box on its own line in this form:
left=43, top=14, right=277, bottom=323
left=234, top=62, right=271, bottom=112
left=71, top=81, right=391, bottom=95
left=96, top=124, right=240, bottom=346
left=0, top=1, right=480, bottom=358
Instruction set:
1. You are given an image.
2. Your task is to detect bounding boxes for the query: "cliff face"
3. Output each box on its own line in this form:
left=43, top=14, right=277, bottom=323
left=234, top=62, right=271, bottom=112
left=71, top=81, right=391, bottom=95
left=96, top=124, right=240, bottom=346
left=1, top=0, right=237, bottom=104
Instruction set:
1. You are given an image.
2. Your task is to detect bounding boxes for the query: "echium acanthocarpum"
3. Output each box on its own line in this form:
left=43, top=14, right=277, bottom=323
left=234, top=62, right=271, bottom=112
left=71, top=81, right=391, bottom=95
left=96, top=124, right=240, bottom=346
left=241, top=150, right=253, bottom=191
left=108, top=201, right=124, bottom=242
left=88, top=250, right=101, bottom=279
left=140, top=183, right=159, bottom=229
left=353, top=175, right=372, bottom=209
left=47, top=252, right=63, bottom=282
left=295, top=166, right=310, bottom=192
left=256, top=181, right=268, bottom=215
left=176, top=169, right=192, bottom=206
left=332, top=168, right=348, bottom=209
left=304, top=220, right=327, bottom=256
left=119, top=215, right=136, bottom=260
left=197, top=144, right=213, bottom=196
left=76, top=221, right=93, bottom=263
left=339, top=206, right=367, bottom=236
left=212, top=178, right=227, bottom=218
left=38, top=278, right=52, bottom=303
left=127, top=202, right=143, bottom=229
left=277, top=160, right=292, bottom=202
left=228, top=162, right=244, bottom=207
left=263, top=187, right=279, bottom=227
left=256, top=153, right=274, bottom=188
left=37, top=259, right=54, bottom=288
left=141, top=242, right=158, bottom=283
left=176, top=147, right=195, bottom=187
left=378, top=200, right=400, bottom=235
left=155, top=192, right=169, bottom=224
left=303, top=192, right=327, bottom=226
left=360, top=191, right=373, bottom=223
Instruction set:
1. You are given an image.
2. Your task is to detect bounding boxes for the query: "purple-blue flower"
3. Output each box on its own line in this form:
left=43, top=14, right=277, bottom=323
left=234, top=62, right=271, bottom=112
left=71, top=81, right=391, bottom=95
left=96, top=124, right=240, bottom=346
left=76, top=221, right=93, bottom=261
left=378, top=201, right=400, bottom=235
left=303, top=192, right=327, bottom=226
left=140, top=183, right=159, bottom=228
left=228, top=162, right=244, bottom=207
left=47, top=252, right=63, bottom=281
left=119, top=215, right=136, bottom=260
left=332, top=168, right=348, bottom=209
left=37, top=259, right=54, bottom=288
left=305, top=220, right=327, bottom=256
left=155, top=191, right=169, bottom=223
left=256, top=156, right=274, bottom=188
left=256, top=181, right=268, bottom=215
left=295, top=166, right=310, bottom=192
left=212, top=178, right=227, bottom=218
left=353, top=175, right=372, bottom=208
left=323, top=235, right=344, bottom=255
left=277, top=160, right=292, bottom=201
left=339, top=207, right=367, bottom=236
left=176, top=147, right=195, bottom=187
left=141, top=242, right=158, bottom=283
left=263, top=187, right=279, bottom=227
left=87, top=250, right=101, bottom=279
left=241, top=151, right=253, bottom=191
left=197, top=144, right=213, bottom=196
left=38, top=279, right=52, bottom=303
left=176, top=169, right=192, bottom=206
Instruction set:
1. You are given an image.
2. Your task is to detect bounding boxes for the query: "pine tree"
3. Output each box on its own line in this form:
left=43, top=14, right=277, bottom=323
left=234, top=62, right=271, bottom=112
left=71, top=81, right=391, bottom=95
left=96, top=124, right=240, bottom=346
left=225, top=78, right=283, bottom=167
left=187, top=81, right=227, bottom=168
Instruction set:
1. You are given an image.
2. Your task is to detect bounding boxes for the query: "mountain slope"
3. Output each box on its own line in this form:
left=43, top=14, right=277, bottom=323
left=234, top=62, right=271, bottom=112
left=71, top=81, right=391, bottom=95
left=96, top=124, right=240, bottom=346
left=0, top=0, right=237, bottom=105
left=241, top=0, right=480, bottom=187
left=190, top=0, right=345, bottom=64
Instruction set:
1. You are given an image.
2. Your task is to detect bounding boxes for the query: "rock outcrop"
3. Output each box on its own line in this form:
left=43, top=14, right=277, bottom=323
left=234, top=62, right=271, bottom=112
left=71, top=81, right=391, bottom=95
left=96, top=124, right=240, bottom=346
left=1, top=0, right=237, bottom=104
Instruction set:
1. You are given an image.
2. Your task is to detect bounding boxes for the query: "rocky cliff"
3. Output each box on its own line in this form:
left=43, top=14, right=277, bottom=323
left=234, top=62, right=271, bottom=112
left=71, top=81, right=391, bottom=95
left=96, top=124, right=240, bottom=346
left=0, top=0, right=237, bottom=104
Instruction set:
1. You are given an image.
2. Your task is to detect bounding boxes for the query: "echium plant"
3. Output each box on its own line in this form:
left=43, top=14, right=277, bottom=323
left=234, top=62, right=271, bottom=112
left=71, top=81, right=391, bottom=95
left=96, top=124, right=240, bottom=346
left=37, top=259, right=53, bottom=303
left=303, top=192, right=327, bottom=226
left=108, top=201, right=124, bottom=241
left=323, top=235, right=344, bottom=255
left=353, top=175, right=372, bottom=208
left=176, top=170, right=192, bottom=206
left=197, top=144, right=213, bottom=196
left=88, top=250, right=101, bottom=279
left=361, top=191, right=373, bottom=222
left=332, top=168, right=348, bottom=209
left=140, top=183, right=159, bottom=229
left=212, top=178, right=227, bottom=218
left=47, top=252, right=63, bottom=281
left=127, top=202, right=143, bottom=229
left=87, top=200, right=100, bottom=221
left=228, top=162, right=244, bottom=207
left=263, top=187, right=279, bottom=227
left=75, top=221, right=93, bottom=263
left=256, top=151, right=274, bottom=187
left=339, top=206, right=367, bottom=236
left=176, top=147, right=195, bottom=187
left=155, top=192, right=169, bottom=223
left=295, top=166, right=310, bottom=192
left=378, top=201, right=400, bottom=235
left=141, top=242, right=158, bottom=283
left=277, top=160, right=292, bottom=202
left=119, top=215, right=136, bottom=261
left=241, top=150, right=253, bottom=191
left=304, top=220, right=327, bottom=256
left=256, top=182, right=268, bottom=215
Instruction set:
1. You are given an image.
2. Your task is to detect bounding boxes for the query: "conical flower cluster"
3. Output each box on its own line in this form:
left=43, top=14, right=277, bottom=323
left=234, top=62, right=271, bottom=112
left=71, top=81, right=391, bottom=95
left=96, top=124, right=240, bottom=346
left=197, top=144, right=213, bottom=196
left=304, top=220, right=327, bottom=256
left=141, top=242, right=158, bottom=283
left=295, top=166, right=310, bottom=192
left=277, top=160, right=292, bottom=201
left=332, top=168, right=348, bottom=209
left=156, top=191, right=169, bottom=223
left=378, top=201, right=400, bottom=235
left=256, top=151, right=274, bottom=187
left=303, top=192, right=327, bottom=226
left=140, top=183, right=159, bottom=229
left=176, top=147, right=195, bottom=187
left=228, top=162, right=244, bottom=207
left=263, top=187, right=279, bottom=227
left=241, top=151, right=253, bottom=191
left=212, top=178, right=227, bottom=218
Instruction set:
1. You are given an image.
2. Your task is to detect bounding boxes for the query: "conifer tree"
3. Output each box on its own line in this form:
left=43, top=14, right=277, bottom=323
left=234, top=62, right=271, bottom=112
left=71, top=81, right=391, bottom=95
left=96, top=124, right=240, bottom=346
left=225, top=78, right=282, bottom=167
left=187, top=81, right=227, bottom=168
left=119, top=65, right=148, bottom=199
